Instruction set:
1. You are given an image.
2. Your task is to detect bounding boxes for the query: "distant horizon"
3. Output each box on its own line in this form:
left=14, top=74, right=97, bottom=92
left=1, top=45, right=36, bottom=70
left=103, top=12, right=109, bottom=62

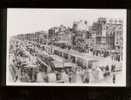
left=7, top=9, right=126, bottom=37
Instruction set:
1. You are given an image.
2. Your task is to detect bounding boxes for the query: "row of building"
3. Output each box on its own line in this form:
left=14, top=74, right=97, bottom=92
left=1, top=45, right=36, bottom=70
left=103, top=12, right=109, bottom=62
left=16, top=17, right=123, bottom=52
left=48, top=17, right=123, bottom=51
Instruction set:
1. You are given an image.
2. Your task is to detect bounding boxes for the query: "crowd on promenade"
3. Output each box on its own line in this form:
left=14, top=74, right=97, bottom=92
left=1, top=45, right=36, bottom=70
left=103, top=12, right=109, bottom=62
left=35, top=64, right=116, bottom=83
left=11, top=61, right=117, bottom=84
left=8, top=37, right=119, bottom=84
left=53, top=42, right=121, bottom=62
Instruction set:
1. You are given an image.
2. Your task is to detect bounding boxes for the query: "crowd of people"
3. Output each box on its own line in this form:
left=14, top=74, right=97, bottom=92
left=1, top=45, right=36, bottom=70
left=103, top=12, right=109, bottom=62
left=35, top=63, right=117, bottom=83
left=9, top=37, right=119, bottom=84
left=9, top=52, right=117, bottom=84
left=51, top=41, right=121, bottom=63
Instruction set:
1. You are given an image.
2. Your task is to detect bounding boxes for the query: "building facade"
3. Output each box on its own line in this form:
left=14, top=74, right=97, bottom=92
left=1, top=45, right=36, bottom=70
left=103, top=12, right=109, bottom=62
left=91, top=17, right=123, bottom=50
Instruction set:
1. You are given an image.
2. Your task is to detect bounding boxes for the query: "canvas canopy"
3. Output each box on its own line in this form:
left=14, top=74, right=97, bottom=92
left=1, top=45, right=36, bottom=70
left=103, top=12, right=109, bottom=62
left=52, top=61, right=63, bottom=68
left=64, top=62, right=75, bottom=68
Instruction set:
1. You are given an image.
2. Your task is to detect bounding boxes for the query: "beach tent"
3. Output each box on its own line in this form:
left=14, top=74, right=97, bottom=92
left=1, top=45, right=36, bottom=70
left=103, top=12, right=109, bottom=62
left=64, top=62, right=75, bottom=68
left=52, top=61, right=64, bottom=69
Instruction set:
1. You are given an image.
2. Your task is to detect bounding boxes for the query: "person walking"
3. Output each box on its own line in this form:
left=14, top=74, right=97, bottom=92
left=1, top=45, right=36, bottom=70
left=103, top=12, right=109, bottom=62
left=61, top=70, right=69, bottom=83
left=96, top=67, right=104, bottom=80
left=113, top=73, right=116, bottom=84
left=75, top=68, right=83, bottom=83
left=83, top=68, right=90, bottom=83
left=36, top=71, right=44, bottom=82
left=47, top=71, right=57, bottom=83
left=111, top=64, right=115, bottom=72
left=105, top=65, right=110, bottom=76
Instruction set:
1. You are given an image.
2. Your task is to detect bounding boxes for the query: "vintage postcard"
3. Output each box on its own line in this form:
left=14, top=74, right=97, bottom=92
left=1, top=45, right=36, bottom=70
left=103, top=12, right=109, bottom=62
left=6, top=9, right=126, bottom=86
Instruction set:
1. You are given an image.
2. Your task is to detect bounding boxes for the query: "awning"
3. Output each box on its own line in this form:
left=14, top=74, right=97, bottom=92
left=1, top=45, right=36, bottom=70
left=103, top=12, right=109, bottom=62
left=50, top=55, right=64, bottom=62
left=64, top=62, right=75, bottom=68
left=52, top=61, right=64, bottom=68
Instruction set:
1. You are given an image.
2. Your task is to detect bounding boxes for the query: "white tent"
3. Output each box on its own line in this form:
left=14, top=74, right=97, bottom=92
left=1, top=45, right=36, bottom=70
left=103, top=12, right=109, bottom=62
left=52, top=61, right=63, bottom=68
left=64, top=62, right=75, bottom=68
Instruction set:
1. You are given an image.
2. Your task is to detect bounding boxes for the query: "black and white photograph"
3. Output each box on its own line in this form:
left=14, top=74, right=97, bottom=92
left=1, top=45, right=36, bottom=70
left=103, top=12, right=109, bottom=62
left=6, top=9, right=127, bottom=86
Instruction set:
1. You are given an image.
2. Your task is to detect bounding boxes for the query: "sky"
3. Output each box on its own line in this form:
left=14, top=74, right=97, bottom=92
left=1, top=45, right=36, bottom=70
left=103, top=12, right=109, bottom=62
left=7, top=9, right=127, bottom=37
